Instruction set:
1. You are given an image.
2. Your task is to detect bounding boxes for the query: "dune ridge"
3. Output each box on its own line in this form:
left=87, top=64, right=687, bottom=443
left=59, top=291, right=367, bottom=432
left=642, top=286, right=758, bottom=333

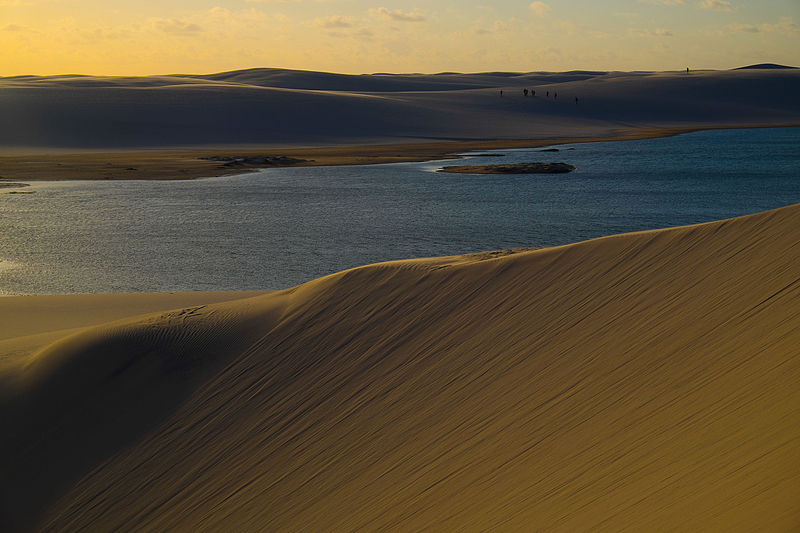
left=1, top=203, right=798, bottom=531
left=2, top=68, right=798, bottom=150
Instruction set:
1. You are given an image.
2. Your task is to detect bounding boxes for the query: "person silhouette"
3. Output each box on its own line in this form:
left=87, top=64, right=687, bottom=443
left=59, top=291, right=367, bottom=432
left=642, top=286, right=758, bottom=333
left=546, top=91, right=549, bottom=97
left=500, top=89, right=503, bottom=97
left=532, top=89, right=536, bottom=96
left=523, top=88, right=528, bottom=97
left=554, top=92, right=558, bottom=99
left=575, top=96, right=578, bottom=104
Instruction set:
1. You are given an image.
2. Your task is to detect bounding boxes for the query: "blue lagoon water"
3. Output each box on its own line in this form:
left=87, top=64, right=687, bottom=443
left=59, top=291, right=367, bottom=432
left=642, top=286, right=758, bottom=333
left=1, top=127, right=798, bottom=295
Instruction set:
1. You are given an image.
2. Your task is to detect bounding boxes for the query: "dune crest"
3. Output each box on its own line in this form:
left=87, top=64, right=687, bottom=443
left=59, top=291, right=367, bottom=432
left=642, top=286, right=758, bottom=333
left=2, top=204, right=800, bottom=531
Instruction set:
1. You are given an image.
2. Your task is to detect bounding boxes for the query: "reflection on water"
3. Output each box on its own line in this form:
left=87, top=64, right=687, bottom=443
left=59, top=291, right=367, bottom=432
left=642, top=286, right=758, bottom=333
left=0, top=127, right=798, bottom=295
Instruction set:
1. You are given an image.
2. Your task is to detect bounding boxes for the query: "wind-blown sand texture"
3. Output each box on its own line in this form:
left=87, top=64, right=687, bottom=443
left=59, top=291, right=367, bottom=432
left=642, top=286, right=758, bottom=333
left=1, top=204, right=798, bottom=531
left=0, top=290, right=268, bottom=373
left=1, top=66, right=798, bottom=179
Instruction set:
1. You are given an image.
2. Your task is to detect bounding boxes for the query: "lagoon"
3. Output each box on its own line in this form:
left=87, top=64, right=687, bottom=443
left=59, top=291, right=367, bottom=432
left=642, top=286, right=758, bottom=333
left=1, top=127, right=798, bottom=295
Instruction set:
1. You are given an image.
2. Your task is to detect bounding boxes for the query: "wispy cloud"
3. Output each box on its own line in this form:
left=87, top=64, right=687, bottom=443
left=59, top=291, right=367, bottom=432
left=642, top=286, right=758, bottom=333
left=314, top=16, right=355, bottom=29
left=0, top=0, right=65, bottom=5
left=629, top=28, right=674, bottom=37
left=700, top=0, right=734, bottom=12
left=205, top=6, right=276, bottom=23
left=729, top=17, right=799, bottom=34
left=369, top=7, right=425, bottom=22
left=473, top=20, right=509, bottom=35
left=728, top=23, right=758, bottom=33
left=149, top=18, right=204, bottom=35
left=1, top=23, right=37, bottom=32
left=529, top=1, right=551, bottom=17
left=636, top=0, right=686, bottom=5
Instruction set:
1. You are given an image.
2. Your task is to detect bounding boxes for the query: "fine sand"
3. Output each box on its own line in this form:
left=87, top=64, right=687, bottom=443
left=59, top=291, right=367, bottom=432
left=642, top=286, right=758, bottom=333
left=1, top=204, right=798, bottom=531
left=1, top=66, right=799, bottom=180
left=0, top=291, right=268, bottom=376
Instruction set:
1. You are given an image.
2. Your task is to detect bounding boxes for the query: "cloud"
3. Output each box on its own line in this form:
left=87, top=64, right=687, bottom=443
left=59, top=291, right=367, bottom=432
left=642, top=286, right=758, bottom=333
left=473, top=20, right=509, bottom=35
left=205, top=6, right=276, bottom=24
left=149, top=18, right=204, bottom=35
left=324, top=26, right=373, bottom=40
left=369, top=8, right=425, bottom=22
left=765, top=17, right=799, bottom=34
left=615, top=12, right=641, bottom=23
left=207, top=7, right=231, bottom=18
left=700, top=0, right=733, bottom=11
left=314, top=16, right=355, bottom=29
left=629, top=28, right=673, bottom=37
left=728, top=23, right=758, bottom=33
left=529, top=1, right=551, bottom=17
left=1, top=23, right=36, bottom=32
left=0, top=0, right=65, bottom=5
left=729, top=17, right=799, bottom=34
left=636, top=0, right=686, bottom=5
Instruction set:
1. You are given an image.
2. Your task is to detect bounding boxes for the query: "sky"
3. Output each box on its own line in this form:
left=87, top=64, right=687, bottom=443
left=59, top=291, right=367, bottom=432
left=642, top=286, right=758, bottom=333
left=1, top=0, right=798, bottom=75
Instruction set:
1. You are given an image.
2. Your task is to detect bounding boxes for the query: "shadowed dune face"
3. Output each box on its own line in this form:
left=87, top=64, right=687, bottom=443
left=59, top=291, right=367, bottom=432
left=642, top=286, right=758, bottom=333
left=0, top=69, right=798, bottom=148
left=0, top=294, right=288, bottom=532
left=1, top=204, right=798, bottom=531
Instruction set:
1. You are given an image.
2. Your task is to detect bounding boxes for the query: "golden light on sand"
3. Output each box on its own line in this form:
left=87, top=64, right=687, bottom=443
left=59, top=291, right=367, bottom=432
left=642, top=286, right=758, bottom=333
left=1, top=204, right=799, bottom=530
left=1, top=1, right=799, bottom=530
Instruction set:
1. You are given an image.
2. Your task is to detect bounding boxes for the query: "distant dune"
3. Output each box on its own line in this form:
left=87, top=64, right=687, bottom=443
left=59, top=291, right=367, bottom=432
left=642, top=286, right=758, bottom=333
left=735, top=63, right=797, bottom=70
left=1, top=68, right=799, bottom=149
left=2, top=204, right=798, bottom=531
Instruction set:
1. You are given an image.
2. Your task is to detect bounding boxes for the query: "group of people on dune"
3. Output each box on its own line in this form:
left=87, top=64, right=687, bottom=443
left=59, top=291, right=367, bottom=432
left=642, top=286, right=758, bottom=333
left=499, top=88, right=579, bottom=103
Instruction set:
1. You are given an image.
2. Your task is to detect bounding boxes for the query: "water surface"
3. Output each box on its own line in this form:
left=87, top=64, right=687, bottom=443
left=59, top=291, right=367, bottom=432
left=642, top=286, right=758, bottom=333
left=1, top=127, right=798, bottom=295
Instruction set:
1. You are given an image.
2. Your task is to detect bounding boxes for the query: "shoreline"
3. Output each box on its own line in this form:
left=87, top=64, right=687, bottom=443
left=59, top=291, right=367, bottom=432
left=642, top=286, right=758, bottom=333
left=1, top=123, right=797, bottom=182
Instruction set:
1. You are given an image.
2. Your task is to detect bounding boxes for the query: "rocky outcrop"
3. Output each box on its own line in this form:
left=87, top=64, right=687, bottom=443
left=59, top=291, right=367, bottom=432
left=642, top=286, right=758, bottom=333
left=438, top=162, right=576, bottom=174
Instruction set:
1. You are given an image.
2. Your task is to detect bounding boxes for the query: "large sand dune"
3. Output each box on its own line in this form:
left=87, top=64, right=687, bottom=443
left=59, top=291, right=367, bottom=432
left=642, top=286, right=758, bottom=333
left=1, top=203, right=798, bottom=531
left=1, top=67, right=798, bottom=149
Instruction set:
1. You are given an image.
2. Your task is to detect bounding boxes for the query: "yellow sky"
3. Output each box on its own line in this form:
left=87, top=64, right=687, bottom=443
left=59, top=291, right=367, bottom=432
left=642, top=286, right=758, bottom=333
left=1, top=0, right=798, bottom=75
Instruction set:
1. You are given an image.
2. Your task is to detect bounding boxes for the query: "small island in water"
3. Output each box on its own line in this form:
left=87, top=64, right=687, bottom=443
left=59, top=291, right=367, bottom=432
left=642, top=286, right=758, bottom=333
left=439, top=162, right=576, bottom=174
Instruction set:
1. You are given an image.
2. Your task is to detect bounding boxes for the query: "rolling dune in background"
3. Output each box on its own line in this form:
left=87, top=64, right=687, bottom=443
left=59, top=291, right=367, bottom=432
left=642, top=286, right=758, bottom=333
left=1, top=203, right=798, bottom=531
left=1, top=67, right=799, bottom=149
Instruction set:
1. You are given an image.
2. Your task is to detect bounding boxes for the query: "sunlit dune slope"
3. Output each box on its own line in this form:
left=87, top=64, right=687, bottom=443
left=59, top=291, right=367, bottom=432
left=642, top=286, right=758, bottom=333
left=0, top=291, right=268, bottom=342
left=2, top=204, right=799, bottom=531
left=0, top=290, right=268, bottom=380
left=1, top=68, right=798, bottom=148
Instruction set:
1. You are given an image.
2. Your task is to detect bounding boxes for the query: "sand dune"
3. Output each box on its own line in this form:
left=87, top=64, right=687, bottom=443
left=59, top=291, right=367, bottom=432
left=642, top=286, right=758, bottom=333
left=184, top=68, right=609, bottom=92
left=1, top=203, right=798, bottom=531
left=0, top=291, right=268, bottom=342
left=0, top=291, right=268, bottom=380
left=2, top=67, right=798, bottom=181
left=1, top=68, right=798, bottom=149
